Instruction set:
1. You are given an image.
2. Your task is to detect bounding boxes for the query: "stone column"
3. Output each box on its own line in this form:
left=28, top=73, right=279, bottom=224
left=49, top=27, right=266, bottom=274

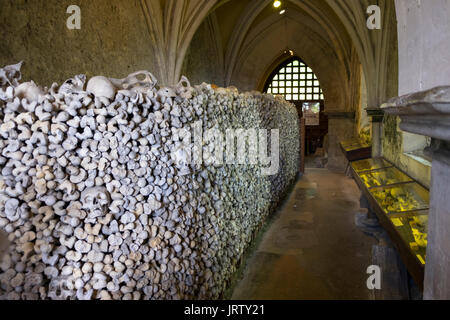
left=325, top=112, right=356, bottom=172
left=382, top=86, right=450, bottom=300
left=366, top=108, right=385, bottom=158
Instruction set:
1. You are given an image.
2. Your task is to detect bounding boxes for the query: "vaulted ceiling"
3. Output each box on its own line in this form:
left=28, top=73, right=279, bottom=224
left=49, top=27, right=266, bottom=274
left=147, top=0, right=397, bottom=111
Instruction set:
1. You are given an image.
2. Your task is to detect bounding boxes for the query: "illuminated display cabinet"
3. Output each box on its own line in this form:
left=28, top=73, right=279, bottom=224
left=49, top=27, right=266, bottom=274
left=350, top=158, right=430, bottom=288
left=390, top=214, right=428, bottom=266
left=351, top=158, right=392, bottom=173
left=370, top=182, right=429, bottom=214
left=358, top=167, right=413, bottom=188
left=339, top=139, right=372, bottom=162
left=341, top=139, right=371, bottom=151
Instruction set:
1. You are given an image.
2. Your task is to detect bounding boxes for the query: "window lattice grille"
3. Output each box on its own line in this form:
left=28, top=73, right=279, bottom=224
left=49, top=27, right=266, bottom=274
left=266, top=59, right=324, bottom=101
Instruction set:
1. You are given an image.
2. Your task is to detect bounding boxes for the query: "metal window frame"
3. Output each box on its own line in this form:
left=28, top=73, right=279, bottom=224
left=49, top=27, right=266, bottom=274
left=264, top=56, right=324, bottom=102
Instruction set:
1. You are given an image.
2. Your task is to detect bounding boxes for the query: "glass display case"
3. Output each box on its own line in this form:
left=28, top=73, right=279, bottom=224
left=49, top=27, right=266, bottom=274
left=341, top=141, right=371, bottom=152
left=340, top=139, right=372, bottom=162
left=351, top=158, right=392, bottom=173
left=358, top=167, right=414, bottom=188
left=340, top=139, right=360, bottom=148
left=351, top=157, right=430, bottom=286
left=370, top=182, right=430, bottom=214
left=390, top=214, right=428, bottom=265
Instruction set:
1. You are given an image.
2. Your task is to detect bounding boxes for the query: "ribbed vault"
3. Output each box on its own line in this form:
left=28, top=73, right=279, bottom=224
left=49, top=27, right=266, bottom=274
left=176, top=0, right=398, bottom=161
left=227, top=6, right=354, bottom=111
left=155, top=0, right=397, bottom=111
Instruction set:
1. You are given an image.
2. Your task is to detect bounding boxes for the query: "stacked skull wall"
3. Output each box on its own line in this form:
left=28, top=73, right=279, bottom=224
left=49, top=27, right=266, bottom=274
left=0, top=63, right=299, bottom=300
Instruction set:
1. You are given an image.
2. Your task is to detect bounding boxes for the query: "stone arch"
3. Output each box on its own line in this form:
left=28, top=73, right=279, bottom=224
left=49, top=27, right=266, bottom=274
left=228, top=9, right=351, bottom=112
left=176, top=0, right=397, bottom=109
left=256, top=53, right=301, bottom=92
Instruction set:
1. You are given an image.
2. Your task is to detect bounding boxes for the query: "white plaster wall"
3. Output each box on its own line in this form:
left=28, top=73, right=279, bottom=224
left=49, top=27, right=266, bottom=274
left=388, top=0, right=448, bottom=186
left=396, top=0, right=450, bottom=95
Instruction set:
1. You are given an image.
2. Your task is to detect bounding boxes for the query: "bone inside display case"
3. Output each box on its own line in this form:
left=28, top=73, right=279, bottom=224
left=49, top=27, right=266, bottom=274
left=340, top=139, right=371, bottom=152
left=389, top=212, right=428, bottom=265
left=350, top=158, right=430, bottom=278
left=370, top=182, right=430, bottom=214
left=358, top=167, right=414, bottom=188
left=351, top=158, right=392, bottom=173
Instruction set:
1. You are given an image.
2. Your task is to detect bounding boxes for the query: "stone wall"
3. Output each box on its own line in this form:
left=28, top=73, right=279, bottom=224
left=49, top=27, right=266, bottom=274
left=326, top=117, right=356, bottom=172
left=181, top=16, right=225, bottom=87
left=0, top=0, right=157, bottom=87
left=387, top=0, right=450, bottom=180
left=381, top=114, right=431, bottom=188
left=378, top=0, right=450, bottom=188
left=0, top=64, right=299, bottom=300
left=395, top=0, right=450, bottom=95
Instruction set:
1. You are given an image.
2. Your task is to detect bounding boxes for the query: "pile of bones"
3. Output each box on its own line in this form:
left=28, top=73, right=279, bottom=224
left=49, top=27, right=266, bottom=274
left=0, top=62, right=299, bottom=300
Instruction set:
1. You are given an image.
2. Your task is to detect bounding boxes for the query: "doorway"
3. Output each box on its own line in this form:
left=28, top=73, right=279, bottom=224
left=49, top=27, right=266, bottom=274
left=263, top=56, right=328, bottom=168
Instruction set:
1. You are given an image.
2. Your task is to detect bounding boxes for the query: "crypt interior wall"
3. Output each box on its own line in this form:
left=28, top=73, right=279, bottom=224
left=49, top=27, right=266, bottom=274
left=0, top=0, right=158, bottom=88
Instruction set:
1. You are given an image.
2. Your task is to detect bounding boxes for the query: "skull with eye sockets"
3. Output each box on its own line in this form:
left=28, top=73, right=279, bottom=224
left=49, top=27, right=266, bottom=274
left=80, top=186, right=111, bottom=221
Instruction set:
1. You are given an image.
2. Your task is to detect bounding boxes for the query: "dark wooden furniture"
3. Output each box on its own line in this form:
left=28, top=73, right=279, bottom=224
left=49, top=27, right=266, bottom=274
left=340, top=139, right=372, bottom=162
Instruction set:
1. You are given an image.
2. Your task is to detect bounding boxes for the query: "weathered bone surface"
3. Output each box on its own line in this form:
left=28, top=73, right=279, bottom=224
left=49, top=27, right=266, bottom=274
left=0, top=62, right=299, bottom=300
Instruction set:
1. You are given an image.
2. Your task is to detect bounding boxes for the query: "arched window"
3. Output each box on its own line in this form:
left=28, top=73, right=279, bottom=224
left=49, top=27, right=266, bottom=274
left=264, top=58, right=324, bottom=102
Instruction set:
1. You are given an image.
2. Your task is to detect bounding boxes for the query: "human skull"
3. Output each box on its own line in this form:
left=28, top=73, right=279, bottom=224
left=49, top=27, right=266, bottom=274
left=86, top=76, right=116, bottom=99
left=80, top=187, right=111, bottom=220
left=176, top=76, right=193, bottom=99
left=0, top=61, right=23, bottom=87
left=59, top=74, right=86, bottom=95
left=119, top=70, right=157, bottom=92
left=157, top=87, right=177, bottom=98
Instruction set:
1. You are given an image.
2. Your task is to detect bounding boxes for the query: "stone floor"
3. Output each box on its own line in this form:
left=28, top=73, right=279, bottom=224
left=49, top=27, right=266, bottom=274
left=231, top=168, right=378, bottom=300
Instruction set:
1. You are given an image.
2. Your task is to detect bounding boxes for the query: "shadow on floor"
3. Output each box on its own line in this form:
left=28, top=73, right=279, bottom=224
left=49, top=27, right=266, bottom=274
left=230, top=168, right=419, bottom=300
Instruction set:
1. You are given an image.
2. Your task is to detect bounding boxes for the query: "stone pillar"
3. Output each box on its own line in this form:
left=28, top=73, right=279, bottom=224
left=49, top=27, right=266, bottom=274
left=366, top=108, right=385, bottom=158
left=424, top=140, right=450, bottom=299
left=325, top=112, right=356, bottom=172
left=382, top=86, right=450, bottom=300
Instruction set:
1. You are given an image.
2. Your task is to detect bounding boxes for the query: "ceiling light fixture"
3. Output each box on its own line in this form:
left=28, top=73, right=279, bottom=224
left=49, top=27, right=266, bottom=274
left=280, top=9, right=286, bottom=15
left=273, top=1, right=282, bottom=8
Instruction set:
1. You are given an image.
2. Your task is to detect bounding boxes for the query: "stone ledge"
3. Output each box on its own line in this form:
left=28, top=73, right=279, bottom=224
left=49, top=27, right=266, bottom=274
left=366, top=108, right=385, bottom=122
left=381, top=86, right=450, bottom=142
left=404, top=151, right=432, bottom=168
